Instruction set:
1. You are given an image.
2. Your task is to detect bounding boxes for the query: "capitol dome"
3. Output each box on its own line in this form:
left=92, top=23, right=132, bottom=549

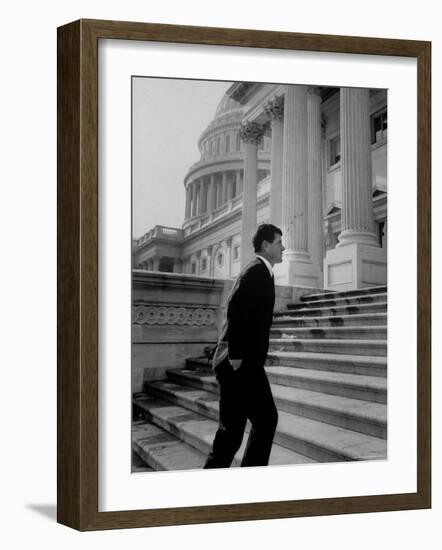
left=213, top=94, right=242, bottom=118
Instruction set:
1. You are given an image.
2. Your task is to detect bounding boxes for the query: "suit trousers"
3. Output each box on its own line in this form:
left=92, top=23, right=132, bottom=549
left=204, top=358, right=278, bottom=469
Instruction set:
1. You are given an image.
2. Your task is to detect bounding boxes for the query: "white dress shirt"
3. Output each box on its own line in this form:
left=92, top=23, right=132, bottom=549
left=255, top=254, right=274, bottom=279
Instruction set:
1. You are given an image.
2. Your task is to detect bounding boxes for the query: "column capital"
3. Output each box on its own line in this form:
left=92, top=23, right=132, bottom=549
left=240, top=121, right=265, bottom=145
left=264, top=95, right=284, bottom=121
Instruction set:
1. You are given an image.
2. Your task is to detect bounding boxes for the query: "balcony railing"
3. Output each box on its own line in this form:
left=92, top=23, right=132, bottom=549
left=136, top=225, right=183, bottom=247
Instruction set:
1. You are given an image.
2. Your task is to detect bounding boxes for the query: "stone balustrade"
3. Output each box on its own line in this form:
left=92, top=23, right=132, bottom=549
left=136, top=225, right=183, bottom=248
left=132, top=270, right=233, bottom=392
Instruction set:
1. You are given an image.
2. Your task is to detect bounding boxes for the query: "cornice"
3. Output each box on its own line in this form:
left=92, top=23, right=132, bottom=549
left=184, top=152, right=270, bottom=185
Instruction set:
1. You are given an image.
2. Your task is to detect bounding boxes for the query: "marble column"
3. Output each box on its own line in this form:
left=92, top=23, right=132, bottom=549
left=339, top=88, right=378, bottom=247
left=239, top=121, right=264, bottom=269
left=275, top=85, right=318, bottom=287
left=215, top=178, right=221, bottom=208
left=307, top=87, right=324, bottom=285
left=207, top=174, right=216, bottom=213
left=264, top=95, right=284, bottom=227
left=191, top=181, right=197, bottom=217
left=198, top=179, right=204, bottom=215
left=227, top=174, right=235, bottom=201
left=221, top=172, right=227, bottom=204
left=185, top=184, right=191, bottom=219
left=226, top=236, right=233, bottom=278
left=236, top=170, right=243, bottom=195
left=323, top=88, right=386, bottom=290
left=207, top=245, right=214, bottom=277
left=195, top=251, right=201, bottom=276
left=200, top=179, right=207, bottom=214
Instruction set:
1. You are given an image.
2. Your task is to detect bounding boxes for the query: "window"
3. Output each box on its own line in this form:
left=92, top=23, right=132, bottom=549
left=201, top=257, right=207, bottom=271
left=371, top=108, right=388, bottom=144
left=216, top=137, right=221, bottom=154
left=233, top=245, right=240, bottom=261
left=377, top=220, right=386, bottom=248
left=329, top=135, right=341, bottom=167
left=191, top=262, right=196, bottom=274
left=217, top=253, right=224, bottom=267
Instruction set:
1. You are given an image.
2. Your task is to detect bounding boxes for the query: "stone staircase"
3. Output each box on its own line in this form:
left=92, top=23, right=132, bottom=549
left=132, top=285, right=387, bottom=471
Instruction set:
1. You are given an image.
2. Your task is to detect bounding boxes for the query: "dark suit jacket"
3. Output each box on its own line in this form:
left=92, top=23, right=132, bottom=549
left=213, top=257, right=275, bottom=371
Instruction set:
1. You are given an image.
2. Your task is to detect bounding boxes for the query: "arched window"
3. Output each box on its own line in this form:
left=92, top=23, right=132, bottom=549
left=233, top=245, right=240, bottom=261
left=371, top=107, right=388, bottom=144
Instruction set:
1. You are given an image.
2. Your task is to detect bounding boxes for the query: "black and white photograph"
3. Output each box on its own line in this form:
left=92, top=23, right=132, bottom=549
left=131, top=77, right=388, bottom=473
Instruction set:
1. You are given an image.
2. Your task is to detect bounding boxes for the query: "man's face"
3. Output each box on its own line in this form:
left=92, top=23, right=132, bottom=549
left=263, top=233, right=285, bottom=265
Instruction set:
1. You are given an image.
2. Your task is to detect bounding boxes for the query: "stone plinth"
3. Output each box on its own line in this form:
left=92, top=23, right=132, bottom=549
left=323, top=243, right=387, bottom=291
left=273, top=250, right=320, bottom=288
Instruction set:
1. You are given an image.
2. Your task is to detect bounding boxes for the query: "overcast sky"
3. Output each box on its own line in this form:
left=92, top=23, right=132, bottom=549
left=132, top=77, right=232, bottom=238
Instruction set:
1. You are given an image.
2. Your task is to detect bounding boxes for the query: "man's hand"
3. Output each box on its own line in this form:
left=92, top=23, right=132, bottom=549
left=229, top=359, right=242, bottom=370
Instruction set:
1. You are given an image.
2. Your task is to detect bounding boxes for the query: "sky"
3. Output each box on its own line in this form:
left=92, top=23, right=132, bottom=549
left=132, top=77, right=232, bottom=238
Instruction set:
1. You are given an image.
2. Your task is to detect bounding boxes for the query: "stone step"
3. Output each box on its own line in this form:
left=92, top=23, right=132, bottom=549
left=266, top=366, right=387, bottom=404
left=289, top=292, right=387, bottom=310
left=266, top=351, right=387, bottom=377
left=300, top=286, right=387, bottom=302
left=268, top=338, right=387, bottom=357
left=272, top=312, right=387, bottom=328
left=133, top=394, right=316, bottom=467
left=133, top=420, right=206, bottom=471
left=274, top=301, right=387, bottom=319
left=270, top=325, right=387, bottom=340
left=146, top=377, right=387, bottom=439
left=132, top=451, right=154, bottom=472
left=134, top=392, right=386, bottom=463
left=167, top=366, right=386, bottom=404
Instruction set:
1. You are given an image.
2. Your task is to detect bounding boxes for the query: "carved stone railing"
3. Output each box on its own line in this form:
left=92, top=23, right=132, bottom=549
left=131, top=270, right=233, bottom=391
left=135, top=225, right=183, bottom=248
left=132, top=305, right=217, bottom=327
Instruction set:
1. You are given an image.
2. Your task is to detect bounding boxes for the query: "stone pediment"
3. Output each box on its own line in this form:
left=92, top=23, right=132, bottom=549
left=372, top=187, right=387, bottom=197
left=325, top=202, right=342, bottom=216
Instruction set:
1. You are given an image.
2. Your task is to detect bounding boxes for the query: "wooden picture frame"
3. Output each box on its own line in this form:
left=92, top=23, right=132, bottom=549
left=57, top=18, right=431, bottom=531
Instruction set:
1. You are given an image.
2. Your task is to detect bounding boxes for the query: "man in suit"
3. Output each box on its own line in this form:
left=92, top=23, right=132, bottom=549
left=204, top=224, right=285, bottom=468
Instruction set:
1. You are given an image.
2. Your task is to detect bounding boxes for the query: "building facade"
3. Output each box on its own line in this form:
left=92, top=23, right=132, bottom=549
left=133, top=83, right=387, bottom=291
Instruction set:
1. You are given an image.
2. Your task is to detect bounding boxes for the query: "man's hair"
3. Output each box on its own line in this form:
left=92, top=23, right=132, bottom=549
left=252, top=223, right=282, bottom=253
